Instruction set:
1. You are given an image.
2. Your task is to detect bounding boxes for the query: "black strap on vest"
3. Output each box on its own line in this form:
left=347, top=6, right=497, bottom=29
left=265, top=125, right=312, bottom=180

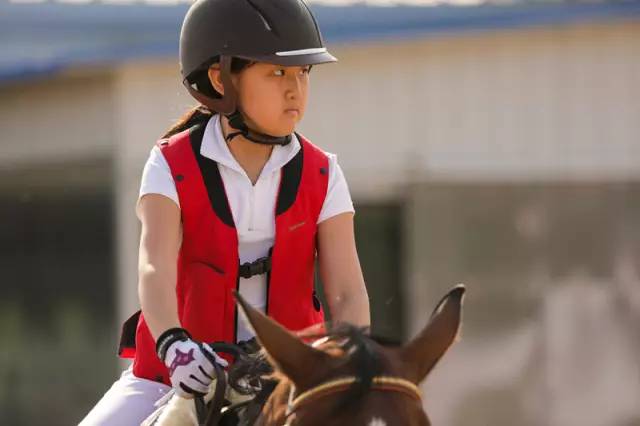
left=238, top=255, right=272, bottom=279
left=117, top=309, right=141, bottom=356
left=189, top=122, right=235, bottom=227
left=276, top=135, right=304, bottom=215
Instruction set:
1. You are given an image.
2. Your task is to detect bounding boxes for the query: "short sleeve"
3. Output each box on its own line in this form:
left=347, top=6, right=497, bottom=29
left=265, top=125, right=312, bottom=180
left=136, top=145, right=181, bottom=215
left=317, top=153, right=355, bottom=224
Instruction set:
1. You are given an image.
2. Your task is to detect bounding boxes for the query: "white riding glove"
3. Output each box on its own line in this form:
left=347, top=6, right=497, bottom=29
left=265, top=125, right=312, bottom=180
left=156, top=328, right=228, bottom=398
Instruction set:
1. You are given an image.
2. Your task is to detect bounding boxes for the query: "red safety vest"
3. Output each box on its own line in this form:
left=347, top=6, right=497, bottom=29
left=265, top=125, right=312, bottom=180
left=117, top=120, right=329, bottom=385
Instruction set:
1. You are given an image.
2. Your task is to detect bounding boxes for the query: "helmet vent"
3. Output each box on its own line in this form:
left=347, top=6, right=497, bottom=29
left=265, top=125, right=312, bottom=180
left=245, top=0, right=277, bottom=35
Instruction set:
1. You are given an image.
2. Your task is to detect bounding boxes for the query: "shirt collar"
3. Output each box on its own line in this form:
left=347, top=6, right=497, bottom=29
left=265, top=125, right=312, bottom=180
left=200, top=114, right=301, bottom=177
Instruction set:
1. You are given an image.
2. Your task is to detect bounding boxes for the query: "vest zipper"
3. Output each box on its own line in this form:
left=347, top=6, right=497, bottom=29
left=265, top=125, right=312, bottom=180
left=233, top=273, right=240, bottom=344
left=312, top=290, right=321, bottom=312
left=265, top=246, right=274, bottom=316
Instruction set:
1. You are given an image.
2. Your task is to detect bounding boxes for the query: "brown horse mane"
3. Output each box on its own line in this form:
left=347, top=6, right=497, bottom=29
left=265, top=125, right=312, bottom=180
left=225, top=324, right=401, bottom=424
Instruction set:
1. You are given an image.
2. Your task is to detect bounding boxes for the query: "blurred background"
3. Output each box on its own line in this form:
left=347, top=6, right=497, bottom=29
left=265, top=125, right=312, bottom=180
left=1, top=0, right=639, bottom=424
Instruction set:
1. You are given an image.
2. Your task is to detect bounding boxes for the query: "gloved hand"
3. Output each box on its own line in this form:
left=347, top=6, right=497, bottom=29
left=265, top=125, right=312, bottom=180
left=156, top=327, right=229, bottom=397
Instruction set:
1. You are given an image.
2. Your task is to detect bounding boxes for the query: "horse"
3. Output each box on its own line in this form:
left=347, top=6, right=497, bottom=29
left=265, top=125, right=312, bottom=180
left=146, top=284, right=465, bottom=426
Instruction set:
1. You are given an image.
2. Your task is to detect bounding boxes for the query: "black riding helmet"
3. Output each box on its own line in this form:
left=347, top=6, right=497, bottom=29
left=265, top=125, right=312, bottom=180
left=180, top=0, right=337, bottom=145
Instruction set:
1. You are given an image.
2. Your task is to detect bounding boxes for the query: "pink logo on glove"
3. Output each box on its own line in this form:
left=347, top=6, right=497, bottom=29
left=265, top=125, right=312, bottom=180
left=168, top=348, right=195, bottom=376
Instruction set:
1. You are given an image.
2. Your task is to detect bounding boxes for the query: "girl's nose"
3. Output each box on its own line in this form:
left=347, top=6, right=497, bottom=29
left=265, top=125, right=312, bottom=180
left=285, top=73, right=304, bottom=100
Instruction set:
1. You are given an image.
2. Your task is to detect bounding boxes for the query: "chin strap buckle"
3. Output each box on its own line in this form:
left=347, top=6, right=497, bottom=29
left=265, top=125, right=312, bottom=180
left=225, top=111, right=292, bottom=146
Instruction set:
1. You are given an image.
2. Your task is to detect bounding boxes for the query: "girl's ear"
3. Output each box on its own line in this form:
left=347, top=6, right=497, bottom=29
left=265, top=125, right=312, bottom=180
left=207, top=65, right=224, bottom=95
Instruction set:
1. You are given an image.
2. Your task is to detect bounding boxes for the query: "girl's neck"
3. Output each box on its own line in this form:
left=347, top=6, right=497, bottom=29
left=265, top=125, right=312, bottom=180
left=220, top=115, right=275, bottom=185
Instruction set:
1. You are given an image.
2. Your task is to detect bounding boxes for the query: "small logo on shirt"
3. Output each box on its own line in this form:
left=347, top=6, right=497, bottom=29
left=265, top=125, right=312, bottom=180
left=289, top=221, right=306, bottom=232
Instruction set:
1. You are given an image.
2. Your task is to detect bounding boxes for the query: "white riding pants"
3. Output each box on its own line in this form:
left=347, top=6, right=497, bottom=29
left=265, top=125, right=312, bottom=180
left=78, top=364, right=171, bottom=426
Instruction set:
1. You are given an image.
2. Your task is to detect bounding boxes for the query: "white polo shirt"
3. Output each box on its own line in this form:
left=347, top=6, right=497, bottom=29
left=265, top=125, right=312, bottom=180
left=137, top=114, right=355, bottom=342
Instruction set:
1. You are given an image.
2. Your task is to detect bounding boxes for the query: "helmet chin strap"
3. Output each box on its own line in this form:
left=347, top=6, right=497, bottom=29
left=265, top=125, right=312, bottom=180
left=225, top=110, right=292, bottom=146
left=190, top=54, right=291, bottom=146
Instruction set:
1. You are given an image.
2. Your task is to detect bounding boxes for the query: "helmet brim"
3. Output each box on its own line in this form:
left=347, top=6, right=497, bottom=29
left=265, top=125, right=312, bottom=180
left=239, top=50, right=338, bottom=67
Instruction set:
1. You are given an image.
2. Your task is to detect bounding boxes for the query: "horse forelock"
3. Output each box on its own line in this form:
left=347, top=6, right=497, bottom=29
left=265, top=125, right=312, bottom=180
left=303, top=324, right=389, bottom=416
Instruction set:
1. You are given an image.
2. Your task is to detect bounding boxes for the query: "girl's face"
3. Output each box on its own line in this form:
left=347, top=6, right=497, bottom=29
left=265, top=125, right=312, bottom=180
left=210, top=62, right=311, bottom=137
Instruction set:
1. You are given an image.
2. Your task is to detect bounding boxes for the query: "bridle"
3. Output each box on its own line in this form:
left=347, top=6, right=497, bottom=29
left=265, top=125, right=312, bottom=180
left=285, top=375, right=422, bottom=418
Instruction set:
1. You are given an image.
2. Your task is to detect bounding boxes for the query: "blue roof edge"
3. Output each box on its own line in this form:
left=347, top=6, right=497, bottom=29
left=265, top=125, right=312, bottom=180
left=1, top=1, right=640, bottom=84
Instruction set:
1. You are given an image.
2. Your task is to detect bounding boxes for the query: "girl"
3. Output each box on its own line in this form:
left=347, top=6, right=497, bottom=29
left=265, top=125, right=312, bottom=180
left=80, top=0, right=369, bottom=424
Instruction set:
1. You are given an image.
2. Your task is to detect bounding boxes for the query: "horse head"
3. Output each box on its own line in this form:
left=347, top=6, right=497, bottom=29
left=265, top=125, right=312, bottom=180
left=234, top=284, right=466, bottom=426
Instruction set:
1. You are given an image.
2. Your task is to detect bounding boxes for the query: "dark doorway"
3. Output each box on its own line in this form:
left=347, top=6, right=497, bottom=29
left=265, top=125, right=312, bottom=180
left=355, top=203, right=405, bottom=342
left=0, top=174, right=116, bottom=426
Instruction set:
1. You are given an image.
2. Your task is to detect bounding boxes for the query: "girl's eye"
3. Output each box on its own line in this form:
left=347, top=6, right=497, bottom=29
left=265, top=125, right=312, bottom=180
left=273, top=67, right=310, bottom=76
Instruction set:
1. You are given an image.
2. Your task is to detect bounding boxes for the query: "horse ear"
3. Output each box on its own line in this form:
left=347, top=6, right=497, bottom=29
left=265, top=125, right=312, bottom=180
left=399, top=284, right=466, bottom=384
left=233, top=290, right=330, bottom=387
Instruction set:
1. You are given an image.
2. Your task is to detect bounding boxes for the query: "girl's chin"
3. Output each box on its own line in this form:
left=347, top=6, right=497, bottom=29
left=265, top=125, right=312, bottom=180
left=247, top=116, right=298, bottom=137
left=261, top=123, right=297, bottom=137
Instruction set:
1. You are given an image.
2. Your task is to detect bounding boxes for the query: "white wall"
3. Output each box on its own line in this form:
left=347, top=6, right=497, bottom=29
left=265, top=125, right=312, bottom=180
left=3, top=20, right=637, bottom=196
left=0, top=68, right=115, bottom=168
left=300, top=21, right=640, bottom=199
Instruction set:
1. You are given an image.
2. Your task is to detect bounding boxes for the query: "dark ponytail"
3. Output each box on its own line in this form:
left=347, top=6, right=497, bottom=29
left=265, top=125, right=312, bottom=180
left=161, top=105, right=213, bottom=139
left=161, top=57, right=253, bottom=139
